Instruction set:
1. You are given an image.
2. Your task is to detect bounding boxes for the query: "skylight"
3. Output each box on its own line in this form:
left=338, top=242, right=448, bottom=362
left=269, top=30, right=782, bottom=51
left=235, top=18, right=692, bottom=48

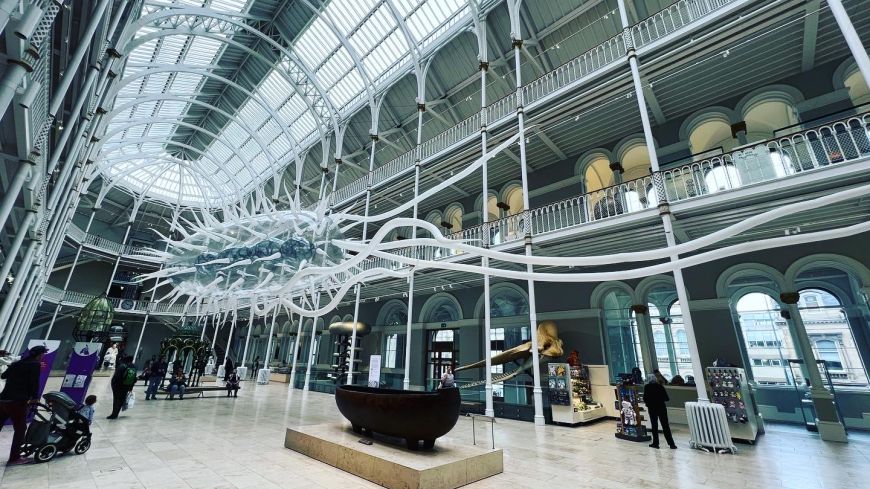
left=98, top=0, right=470, bottom=208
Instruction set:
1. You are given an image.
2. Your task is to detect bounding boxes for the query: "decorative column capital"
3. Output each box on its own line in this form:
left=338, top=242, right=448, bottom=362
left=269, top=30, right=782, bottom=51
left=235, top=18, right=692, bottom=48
left=780, top=292, right=800, bottom=305
left=511, top=38, right=523, bottom=48
left=479, top=61, right=489, bottom=71
left=609, top=161, right=624, bottom=173
left=630, top=304, right=648, bottom=314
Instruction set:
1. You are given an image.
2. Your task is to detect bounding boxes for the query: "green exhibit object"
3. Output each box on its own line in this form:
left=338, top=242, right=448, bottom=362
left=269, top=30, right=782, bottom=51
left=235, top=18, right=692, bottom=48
left=73, top=294, right=114, bottom=342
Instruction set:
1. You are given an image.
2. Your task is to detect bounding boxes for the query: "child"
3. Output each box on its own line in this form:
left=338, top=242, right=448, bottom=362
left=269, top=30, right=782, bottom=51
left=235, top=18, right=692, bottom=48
left=78, top=395, right=97, bottom=424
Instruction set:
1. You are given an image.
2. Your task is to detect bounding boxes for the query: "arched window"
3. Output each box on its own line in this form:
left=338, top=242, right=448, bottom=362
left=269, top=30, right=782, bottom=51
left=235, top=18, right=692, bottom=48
left=653, top=331, right=668, bottom=358
left=444, top=206, right=462, bottom=233
left=844, top=69, right=870, bottom=106
left=798, top=288, right=868, bottom=387
left=744, top=99, right=798, bottom=143
left=689, top=117, right=735, bottom=155
left=734, top=293, right=798, bottom=385
left=584, top=155, right=613, bottom=193
left=620, top=143, right=651, bottom=181
left=603, top=289, right=644, bottom=381
left=487, top=194, right=499, bottom=221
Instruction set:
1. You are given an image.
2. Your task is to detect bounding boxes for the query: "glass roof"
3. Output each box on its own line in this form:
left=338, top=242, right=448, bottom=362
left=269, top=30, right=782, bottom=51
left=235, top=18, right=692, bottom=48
left=99, top=0, right=469, bottom=208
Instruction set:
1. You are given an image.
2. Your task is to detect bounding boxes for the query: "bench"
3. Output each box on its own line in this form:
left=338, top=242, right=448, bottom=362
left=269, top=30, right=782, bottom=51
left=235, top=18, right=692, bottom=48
left=159, top=385, right=239, bottom=399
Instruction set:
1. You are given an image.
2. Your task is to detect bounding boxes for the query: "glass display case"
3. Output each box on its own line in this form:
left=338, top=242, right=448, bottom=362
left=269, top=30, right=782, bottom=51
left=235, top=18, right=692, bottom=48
left=549, top=363, right=606, bottom=425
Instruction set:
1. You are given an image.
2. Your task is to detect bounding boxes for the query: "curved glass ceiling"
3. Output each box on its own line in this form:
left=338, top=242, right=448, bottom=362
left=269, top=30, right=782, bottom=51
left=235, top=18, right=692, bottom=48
left=98, top=0, right=469, bottom=208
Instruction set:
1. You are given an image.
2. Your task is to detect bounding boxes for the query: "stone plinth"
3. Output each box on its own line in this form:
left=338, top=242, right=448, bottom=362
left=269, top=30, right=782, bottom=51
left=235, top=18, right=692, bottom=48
left=284, top=423, right=502, bottom=489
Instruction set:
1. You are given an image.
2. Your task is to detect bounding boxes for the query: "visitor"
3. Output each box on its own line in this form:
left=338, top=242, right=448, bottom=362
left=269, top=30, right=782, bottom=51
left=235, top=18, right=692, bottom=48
left=107, top=355, right=136, bottom=419
left=643, top=374, right=676, bottom=449
left=0, top=345, right=47, bottom=465
left=223, top=356, right=235, bottom=382
left=226, top=369, right=240, bottom=397
left=103, top=343, right=119, bottom=370
left=439, top=367, right=455, bottom=389
left=145, top=356, right=166, bottom=400
left=251, top=356, right=260, bottom=379
left=653, top=369, right=669, bottom=385
left=78, top=395, right=97, bottom=424
left=168, top=369, right=187, bottom=400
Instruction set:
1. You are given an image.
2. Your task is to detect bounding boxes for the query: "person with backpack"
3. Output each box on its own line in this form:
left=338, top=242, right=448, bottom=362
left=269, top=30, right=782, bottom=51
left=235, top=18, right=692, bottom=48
left=107, top=355, right=137, bottom=419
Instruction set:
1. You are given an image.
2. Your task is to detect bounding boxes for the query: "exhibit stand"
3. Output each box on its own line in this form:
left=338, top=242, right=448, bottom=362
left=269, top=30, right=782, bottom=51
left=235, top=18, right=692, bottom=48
left=257, top=368, right=270, bottom=384
left=614, top=382, right=651, bottom=442
left=588, top=364, right=619, bottom=417
left=235, top=366, right=247, bottom=380
left=707, top=367, right=759, bottom=443
left=548, top=363, right=606, bottom=425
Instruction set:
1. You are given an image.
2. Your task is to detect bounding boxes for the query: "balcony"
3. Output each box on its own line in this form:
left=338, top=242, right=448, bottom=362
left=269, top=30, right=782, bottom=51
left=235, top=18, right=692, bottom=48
left=331, top=0, right=750, bottom=207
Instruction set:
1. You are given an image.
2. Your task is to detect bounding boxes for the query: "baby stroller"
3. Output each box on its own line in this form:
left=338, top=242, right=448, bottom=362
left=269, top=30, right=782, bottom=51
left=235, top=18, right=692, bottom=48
left=19, top=391, right=92, bottom=463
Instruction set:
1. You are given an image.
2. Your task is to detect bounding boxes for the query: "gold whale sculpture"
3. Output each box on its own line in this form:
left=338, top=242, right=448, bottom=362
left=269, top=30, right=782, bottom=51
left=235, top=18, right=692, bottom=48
left=454, top=321, right=564, bottom=388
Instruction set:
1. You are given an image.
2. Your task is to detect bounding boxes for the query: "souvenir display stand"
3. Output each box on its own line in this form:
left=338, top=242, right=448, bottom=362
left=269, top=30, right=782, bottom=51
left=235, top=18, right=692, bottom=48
left=588, top=365, right=619, bottom=417
left=614, top=382, right=650, bottom=442
left=706, top=367, right=759, bottom=443
left=549, top=363, right=606, bottom=425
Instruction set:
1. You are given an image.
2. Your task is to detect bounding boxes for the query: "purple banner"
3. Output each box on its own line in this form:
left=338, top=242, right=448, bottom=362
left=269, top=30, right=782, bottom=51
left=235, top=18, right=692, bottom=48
left=60, top=342, right=103, bottom=405
left=25, top=340, right=60, bottom=402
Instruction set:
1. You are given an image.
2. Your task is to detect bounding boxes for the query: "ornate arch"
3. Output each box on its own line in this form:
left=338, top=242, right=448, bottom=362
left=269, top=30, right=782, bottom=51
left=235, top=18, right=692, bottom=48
left=375, top=299, right=409, bottom=327
left=473, top=282, right=529, bottom=319
left=716, top=263, right=787, bottom=299
left=785, top=254, right=870, bottom=291
left=418, top=293, right=464, bottom=324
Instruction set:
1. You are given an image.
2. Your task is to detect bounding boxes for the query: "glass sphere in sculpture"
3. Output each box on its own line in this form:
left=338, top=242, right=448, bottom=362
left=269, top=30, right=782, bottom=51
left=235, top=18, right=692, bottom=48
left=166, top=211, right=344, bottom=294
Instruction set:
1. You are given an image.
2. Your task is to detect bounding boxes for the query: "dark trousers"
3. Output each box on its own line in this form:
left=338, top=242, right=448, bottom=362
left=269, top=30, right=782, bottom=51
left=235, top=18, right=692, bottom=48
left=0, top=400, right=28, bottom=461
left=110, top=385, right=128, bottom=417
left=649, top=408, right=676, bottom=447
left=226, top=386, right=239, bottom=397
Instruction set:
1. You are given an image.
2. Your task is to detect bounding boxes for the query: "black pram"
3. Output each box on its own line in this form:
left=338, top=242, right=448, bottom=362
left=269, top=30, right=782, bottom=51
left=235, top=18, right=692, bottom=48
left=19, top=391, right=92, bottom=463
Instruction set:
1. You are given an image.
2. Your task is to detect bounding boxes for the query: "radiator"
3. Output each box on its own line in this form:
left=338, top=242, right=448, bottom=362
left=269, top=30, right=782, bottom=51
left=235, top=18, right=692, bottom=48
left=685, top=402, right=737, bottom=453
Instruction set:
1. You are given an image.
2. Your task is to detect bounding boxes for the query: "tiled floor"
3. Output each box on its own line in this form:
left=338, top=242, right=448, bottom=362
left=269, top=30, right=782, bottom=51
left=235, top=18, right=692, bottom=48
left=1, top=376, right=868, bottom=488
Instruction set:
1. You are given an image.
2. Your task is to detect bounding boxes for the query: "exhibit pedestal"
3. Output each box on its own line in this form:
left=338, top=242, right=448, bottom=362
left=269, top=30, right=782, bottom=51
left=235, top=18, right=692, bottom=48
left=284, top=423, right=503, bottom=489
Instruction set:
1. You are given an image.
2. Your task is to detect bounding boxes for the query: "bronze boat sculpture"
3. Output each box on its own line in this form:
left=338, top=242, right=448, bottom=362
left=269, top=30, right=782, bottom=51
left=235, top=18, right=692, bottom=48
left=335, top=385, right=461, bottom=450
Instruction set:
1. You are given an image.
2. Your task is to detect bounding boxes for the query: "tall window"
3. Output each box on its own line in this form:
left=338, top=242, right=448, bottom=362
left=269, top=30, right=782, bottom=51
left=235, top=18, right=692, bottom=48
left=648, top=300, right=694, bottom=380
left=490, top=328, right=505, bottom=398
left=735, top=293, right=798, bottom=385
left=799, top=288, right=868, bottom=387
left=384, top=334, right=398, bottom=368
left=606, top=290, right=644, bottom=381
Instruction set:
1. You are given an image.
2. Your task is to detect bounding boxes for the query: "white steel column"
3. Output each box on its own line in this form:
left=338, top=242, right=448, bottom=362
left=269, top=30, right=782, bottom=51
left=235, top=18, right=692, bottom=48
left=303, top=293, right=322, bottom=391
left=0, top=160, right=34, bottom=233
left=0, top=241, right=40, bottom=347
left=224, top=309, right=238, bottom=363
left=403, top=99, right=426, bottom=391
left=0, top=210, right=35, bottom=288
left=0, top=0, right=17, bottom=34
left=347, top=131, right=378, bottom=385
left=104, top=221, right=133, bottom=294
left=45, top=208, right=97, bottom=338
left=289, top=309, right=304, bottom=389
left=264, top=306, right=279, bottom=369
left=479, top=49, right=495, bottom=416
left=132, top=313, right=149, bottom=364
left=242, top=309, right=254, bottom=366
left=510, top=30, right=544, bottom=423
left=617, top=0, right=707, bottom=402
left=828, top=0, right=870, bottom=89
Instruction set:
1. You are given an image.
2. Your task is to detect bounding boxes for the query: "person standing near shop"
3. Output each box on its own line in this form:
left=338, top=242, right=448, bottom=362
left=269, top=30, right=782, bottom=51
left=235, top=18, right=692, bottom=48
left=107, top=355, right=136, bottom=419
left=644, top=374, right=677, bottom=449
left=0, top=345, right=47, bottom=465
left=223, top=356, right=235, bottom=383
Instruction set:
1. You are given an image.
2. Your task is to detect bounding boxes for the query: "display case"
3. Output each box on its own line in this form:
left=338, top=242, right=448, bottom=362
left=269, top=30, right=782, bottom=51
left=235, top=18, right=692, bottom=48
left=549, top=363, right=606, bottom=425
left=614, top=382, right=650, bottom=442
left=706, top=367, right=759, bottom=443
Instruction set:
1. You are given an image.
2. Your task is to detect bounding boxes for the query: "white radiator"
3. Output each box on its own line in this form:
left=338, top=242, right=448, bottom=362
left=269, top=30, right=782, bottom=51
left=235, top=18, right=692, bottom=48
left=685, top=402, right=737, bottom=453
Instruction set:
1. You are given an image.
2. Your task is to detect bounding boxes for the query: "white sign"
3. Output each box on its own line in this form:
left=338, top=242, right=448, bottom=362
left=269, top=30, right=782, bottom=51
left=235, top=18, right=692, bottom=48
left=368, top=355, right=381, bottom=387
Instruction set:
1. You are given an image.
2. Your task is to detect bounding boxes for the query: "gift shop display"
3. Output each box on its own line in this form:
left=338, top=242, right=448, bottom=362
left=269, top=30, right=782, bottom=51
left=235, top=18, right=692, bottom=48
left=706, top=367, right=759, bottom=443
left=550, top=362, right=606, bottom=425
left=614, top=381, right=650, bottom=442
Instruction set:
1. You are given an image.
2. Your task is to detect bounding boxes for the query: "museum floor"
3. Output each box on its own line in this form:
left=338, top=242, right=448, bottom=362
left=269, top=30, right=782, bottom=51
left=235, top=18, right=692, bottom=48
left=0, top=377, right=868, bottom=489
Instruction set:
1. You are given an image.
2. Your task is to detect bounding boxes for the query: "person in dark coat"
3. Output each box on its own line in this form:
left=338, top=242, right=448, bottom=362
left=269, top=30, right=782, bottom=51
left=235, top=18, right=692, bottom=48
left=251, top=356, right=260, bottom=379
left=223, top=356, right=235, bottom=382
left=0, top=345, right=47, bottom=464
left=107, top=355, right=135, bottom=419
left=643, top=374, right=677, bottom=449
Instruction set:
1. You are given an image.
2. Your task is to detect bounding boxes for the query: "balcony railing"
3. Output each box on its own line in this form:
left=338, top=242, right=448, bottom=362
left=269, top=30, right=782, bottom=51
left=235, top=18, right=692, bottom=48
left=371, top=112, right=870, bottom=257
left=329, top=0, right=744, bottom=207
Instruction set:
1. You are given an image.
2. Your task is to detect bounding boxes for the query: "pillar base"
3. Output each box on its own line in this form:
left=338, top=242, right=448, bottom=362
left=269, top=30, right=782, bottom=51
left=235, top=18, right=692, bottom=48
left=817, top=420, right=848, bottom=443
left=533, top=416, right=545, bottom=426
